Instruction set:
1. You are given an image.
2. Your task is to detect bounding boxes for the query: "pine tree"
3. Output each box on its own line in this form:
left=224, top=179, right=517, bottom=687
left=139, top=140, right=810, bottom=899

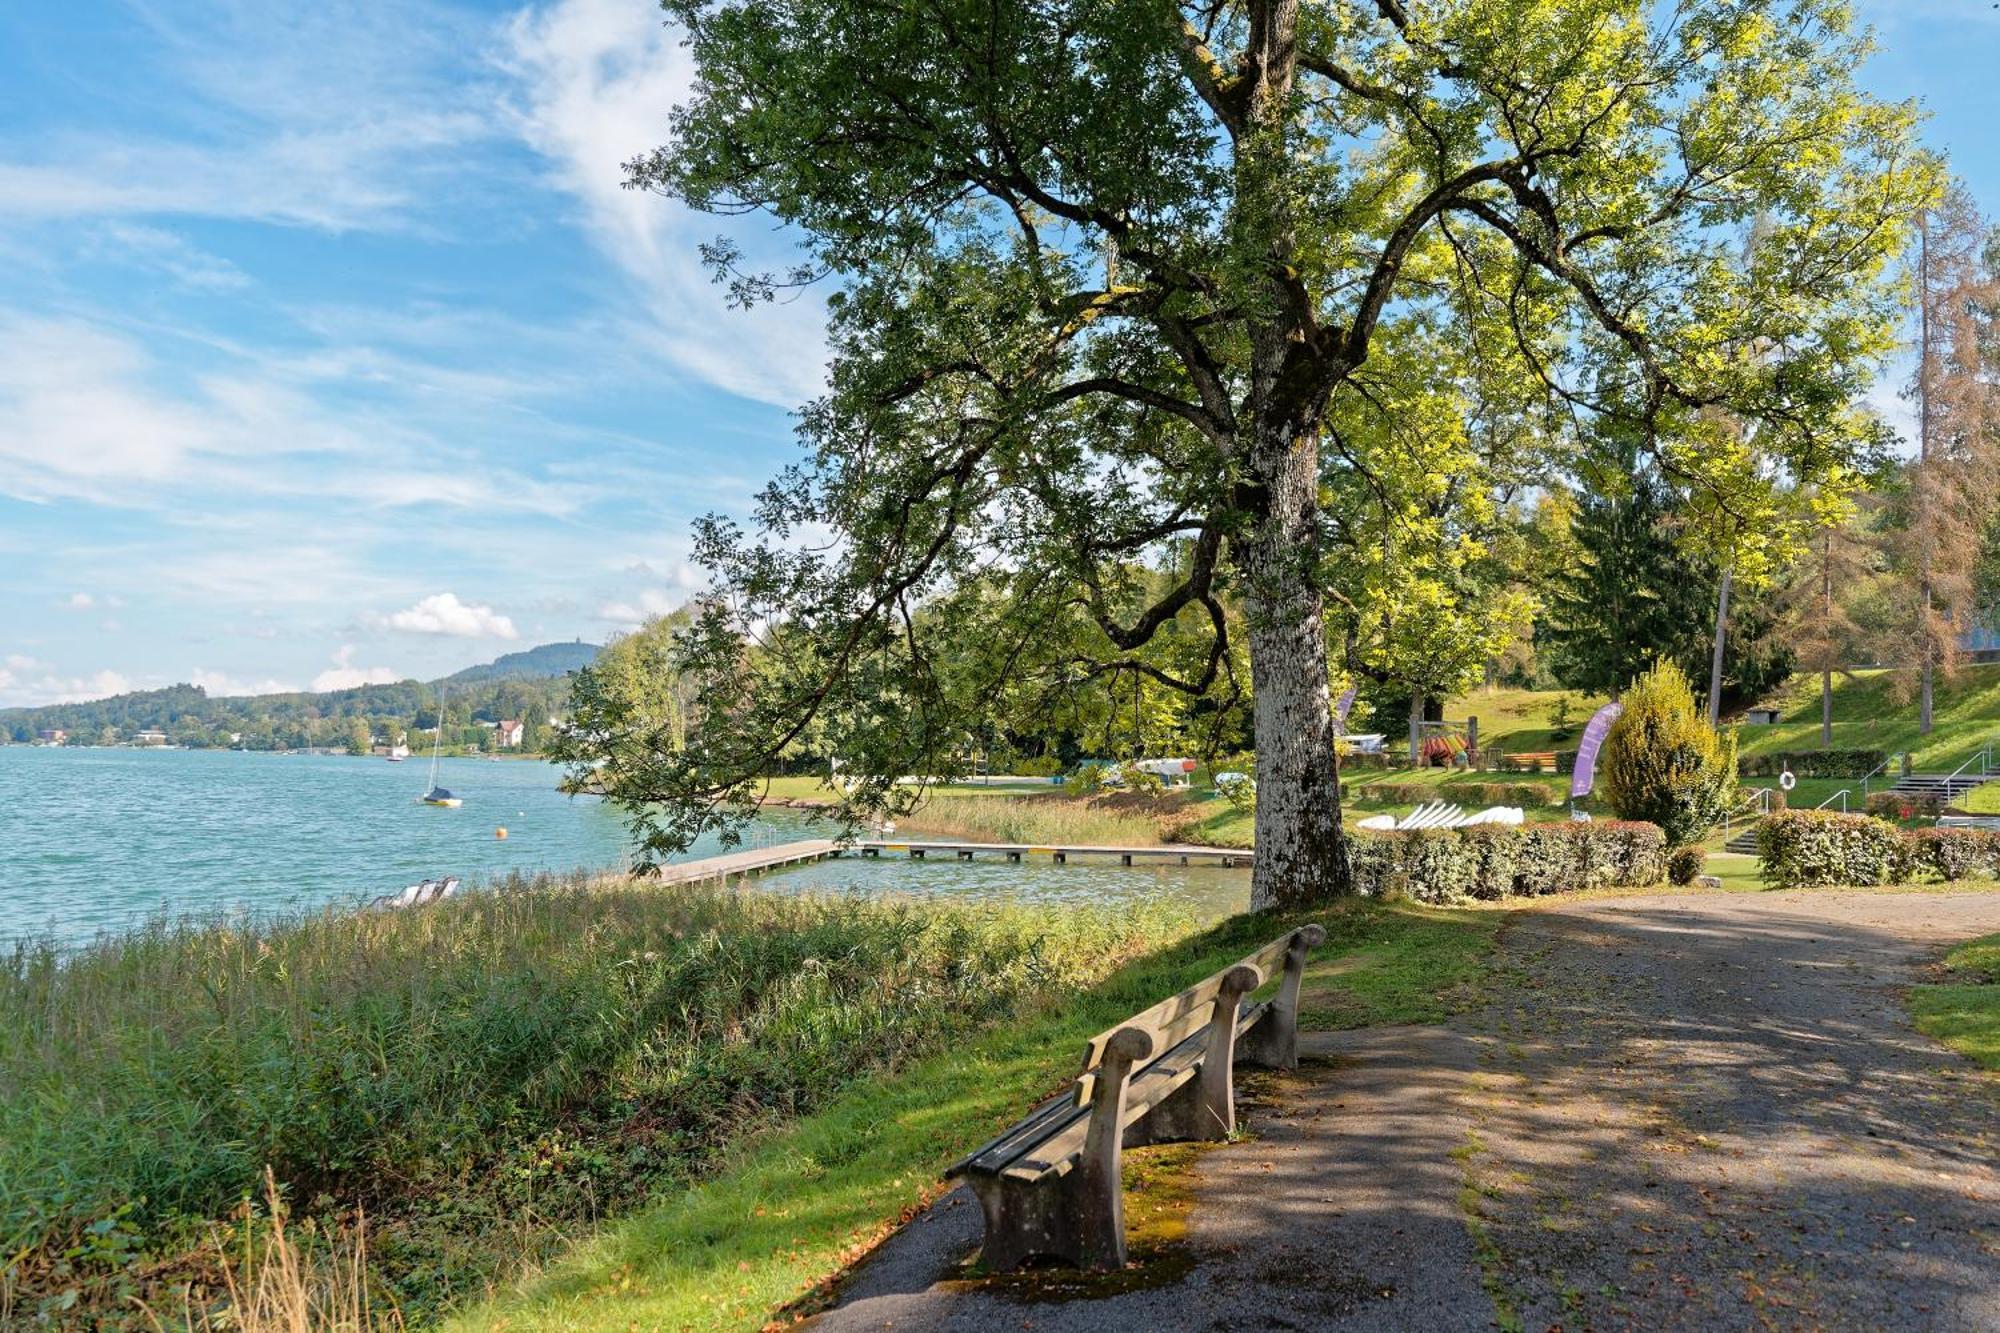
left=1601, top=659, right=1738, bottom=849
left=1541, top=446, right=1713, bottom=697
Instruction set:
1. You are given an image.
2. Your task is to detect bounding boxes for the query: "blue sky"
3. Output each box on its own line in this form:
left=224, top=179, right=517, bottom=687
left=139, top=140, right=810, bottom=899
left=0, top=0, right=1995, bottom=706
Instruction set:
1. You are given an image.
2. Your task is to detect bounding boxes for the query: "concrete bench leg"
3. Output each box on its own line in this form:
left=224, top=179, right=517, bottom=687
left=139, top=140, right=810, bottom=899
left=1129, top=964, right=1261, bottom=1144
left=967, top=1028, right=1152, bottom=1271
left=1240, top=925, right=1326, bottom=1070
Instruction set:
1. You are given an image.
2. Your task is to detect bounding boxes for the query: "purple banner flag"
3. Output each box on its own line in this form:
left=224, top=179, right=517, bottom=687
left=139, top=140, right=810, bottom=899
left=1570, top=702, right=1625, bottom=799
left=1335, top=686, right=1358, bottom=727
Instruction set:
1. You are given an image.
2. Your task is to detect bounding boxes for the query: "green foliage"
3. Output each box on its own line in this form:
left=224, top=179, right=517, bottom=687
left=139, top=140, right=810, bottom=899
left=0, top=877, right=1180, bottom=1321
left=1756, top=810, right=1912, bottom=887
left=1346, top=821, right=1666, bottom=903
left=1909, top=932, right=2000, bottom=1072
left=1547, top=695, right=1576, bottom=742
left=1667, top=844, right=1708, bottom=886
left=1601, top=659, right=1738, bottom=847
left=1739, top=749, right=1885, bottom=779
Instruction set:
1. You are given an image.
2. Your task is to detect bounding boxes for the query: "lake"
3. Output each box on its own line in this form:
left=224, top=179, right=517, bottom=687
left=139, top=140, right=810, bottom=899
left=0, top=747, right=1249, bottom=946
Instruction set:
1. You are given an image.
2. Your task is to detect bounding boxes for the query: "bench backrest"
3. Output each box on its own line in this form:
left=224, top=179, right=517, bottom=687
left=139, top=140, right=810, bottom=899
left=1072, top=930, right=1304, bottom=1106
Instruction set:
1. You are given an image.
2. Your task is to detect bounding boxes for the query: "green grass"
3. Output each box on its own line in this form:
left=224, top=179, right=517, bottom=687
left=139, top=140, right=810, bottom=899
left=1910, top=933, right=2000, bottom=1072
left=456, top=900, right=1509, bottom=1332
left=0, top=876, right=1187, bottom=1325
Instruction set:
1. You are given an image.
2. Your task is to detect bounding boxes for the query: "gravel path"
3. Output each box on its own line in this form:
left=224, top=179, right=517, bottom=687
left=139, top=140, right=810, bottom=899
left=809, top=891, right=2000, bottom=1332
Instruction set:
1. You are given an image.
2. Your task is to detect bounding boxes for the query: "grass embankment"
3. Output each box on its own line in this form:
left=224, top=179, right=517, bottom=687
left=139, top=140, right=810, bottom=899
left=0, top=876, right=1187, bottom=1327
left=1910, top=933, right=2000, bottom=1071
left=460, top=897, right=1507, bottom=1331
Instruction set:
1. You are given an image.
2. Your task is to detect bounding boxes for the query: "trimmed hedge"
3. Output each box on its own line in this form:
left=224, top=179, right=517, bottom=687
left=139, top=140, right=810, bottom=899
left=1347, top=780, right=1559, bottom=809
left=1757, top=810, right=2000, bottom=887
left=1668, top=845, right=1707, bottom=886
left=1741, top=749, right=1886, bottom=779
left=1866, top=789, right=1945, bottom=819
left=1347, top=821, right=1667, bottom=903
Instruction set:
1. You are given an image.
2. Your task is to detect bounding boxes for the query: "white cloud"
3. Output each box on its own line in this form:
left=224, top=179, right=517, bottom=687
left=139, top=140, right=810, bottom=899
left=189, top=668, right=298, bottom=697
left=66, top=592, right=95, bottom=609
left=384, top=592, right=519, bottom=639
left=4, top=654, right=42, bottom=672
left=500, top=0, right=828, bottom=406
left=597, top=588, right=685, bottom=626
left=311, top=645, right=402, bottom=692
left=89, top=223, right=251, bottom=291
left=0, top=668, right=133, bottom=707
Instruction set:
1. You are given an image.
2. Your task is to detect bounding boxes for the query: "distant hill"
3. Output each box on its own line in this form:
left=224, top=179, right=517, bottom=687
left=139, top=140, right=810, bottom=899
left=0, top=642, right=603, bottom=749
left=438, top=641, right=600, bottom=685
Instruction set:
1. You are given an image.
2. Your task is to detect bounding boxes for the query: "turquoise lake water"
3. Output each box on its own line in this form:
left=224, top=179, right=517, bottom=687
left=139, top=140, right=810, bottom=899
left=0, top=747, right=1248, bottom=946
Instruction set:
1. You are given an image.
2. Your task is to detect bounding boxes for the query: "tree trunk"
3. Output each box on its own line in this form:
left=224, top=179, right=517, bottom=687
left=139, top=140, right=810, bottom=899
left=1241, top=432, right=1345, bottom=909
left=1820, top=539, right=1833, bottom=748
left=1707, top=566, right=1731, bottom=728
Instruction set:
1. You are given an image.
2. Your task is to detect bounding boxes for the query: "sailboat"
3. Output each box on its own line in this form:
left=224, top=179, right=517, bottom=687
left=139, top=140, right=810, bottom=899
left=420, top=696, right=463, bottom=807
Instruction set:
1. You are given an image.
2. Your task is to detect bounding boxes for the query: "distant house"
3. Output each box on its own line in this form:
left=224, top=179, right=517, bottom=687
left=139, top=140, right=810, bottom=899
left=35, top=728, right=66, bottom=745
left=132, top=729, right=170, bottom=746
left=495, top=719, right=526, bottom=749
left=1744, top=707, right=1782, bottom=726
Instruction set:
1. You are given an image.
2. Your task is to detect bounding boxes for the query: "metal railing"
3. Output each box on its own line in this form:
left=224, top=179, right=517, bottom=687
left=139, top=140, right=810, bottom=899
left=1723, top=787, right=1773, bottom=843
left=1859, top=755, right=1893, bottom=798
left=1942, top=744, right=1994, bottom=788
left=1815, top=789, right=1850, bottom=813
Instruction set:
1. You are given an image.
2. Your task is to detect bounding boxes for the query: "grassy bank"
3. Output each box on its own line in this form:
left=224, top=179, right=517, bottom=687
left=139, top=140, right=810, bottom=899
left=458, top=898, right=1508, bottom=1331
left=0, top=876, right=1190, bottom=1326
left=1910, top=933, right=2000, bottom=1071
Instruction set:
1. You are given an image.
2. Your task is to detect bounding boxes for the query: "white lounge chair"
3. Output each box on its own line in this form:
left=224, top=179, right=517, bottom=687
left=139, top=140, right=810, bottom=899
left=1357, top=802, right=1521, bottom=832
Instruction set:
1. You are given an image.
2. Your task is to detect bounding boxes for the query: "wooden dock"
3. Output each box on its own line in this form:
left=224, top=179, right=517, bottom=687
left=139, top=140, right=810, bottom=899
left=653, top=836, right=1253, bottom=886
left=853, top=839, right=1252, bottom=867
left=654, top=838, right=842, bottom=885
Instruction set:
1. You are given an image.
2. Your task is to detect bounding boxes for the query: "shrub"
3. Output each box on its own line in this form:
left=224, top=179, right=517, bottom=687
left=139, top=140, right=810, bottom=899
left=1905, top=827, right=2000, bottom=882
left=1757, top=810, right=1911, bottom=888
left=1668, top=845, right=1707, bottom=886
left=1345, top=820, right=1666, bottom=903
left=1601, top=660, right=1737, bottom=847
left=1740, top=749, right=1885, bottom=779
left=1866, top=789, right=1941, bottom=820
left=1216, top=771, right=1256, bottom=812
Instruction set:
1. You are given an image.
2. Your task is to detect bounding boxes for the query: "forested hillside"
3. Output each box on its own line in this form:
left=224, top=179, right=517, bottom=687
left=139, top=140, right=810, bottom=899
left=0, top=643, right=599, bottom=750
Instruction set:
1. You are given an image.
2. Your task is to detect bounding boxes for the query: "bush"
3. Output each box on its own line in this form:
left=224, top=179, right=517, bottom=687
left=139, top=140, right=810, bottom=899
left=1348, top=780, right=1558, bottom=808
left=1866, top=789, right=1941, bottom=820
left=1601, top=660, right=1737, bottom=847
left=1740, top=749, right=1885, bottom=779
left=1215, top=771, right=1256, bottom=812
left=1757, top=810, right=1911, bottom=888
left=1905, top=827, right=2000, bottom=882
left=1668, top=845, right=1707, bottom=886
left=1345, top=820, right=1666, bottom=903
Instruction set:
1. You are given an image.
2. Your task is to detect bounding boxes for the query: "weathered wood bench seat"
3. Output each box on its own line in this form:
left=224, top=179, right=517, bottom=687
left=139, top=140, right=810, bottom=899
left=945, top=923, right=1326, bottom=1271
left=1507, top=750, right=1558, bottom=773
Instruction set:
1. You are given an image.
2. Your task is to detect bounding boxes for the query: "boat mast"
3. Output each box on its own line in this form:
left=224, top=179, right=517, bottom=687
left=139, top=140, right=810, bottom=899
left=427, top=691, right=444, bottom=793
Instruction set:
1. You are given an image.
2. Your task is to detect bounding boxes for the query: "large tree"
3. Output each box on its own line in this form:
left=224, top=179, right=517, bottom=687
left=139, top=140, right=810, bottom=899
left=1894, top=180, right=2000, bottom=732
left=611, top=0, right=1927, bottom=907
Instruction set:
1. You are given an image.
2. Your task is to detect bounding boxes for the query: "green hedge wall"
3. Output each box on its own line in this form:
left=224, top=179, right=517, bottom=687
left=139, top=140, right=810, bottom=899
left=1347, top=781, right=1560, bottom=809
left=1757, top=810, right=2000, bottom=887
left=1741, top=749, right=1886, bottom=779
left=1346, top=821, right=1667, bottom=903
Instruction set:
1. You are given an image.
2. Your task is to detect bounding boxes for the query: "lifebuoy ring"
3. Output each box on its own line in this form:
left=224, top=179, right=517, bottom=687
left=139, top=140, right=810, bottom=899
left=1778, top=770, right=1797, bottom=791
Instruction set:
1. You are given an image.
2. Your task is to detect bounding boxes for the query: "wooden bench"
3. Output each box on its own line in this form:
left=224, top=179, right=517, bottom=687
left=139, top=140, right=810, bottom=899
left=945, top=923, right=1326, bottom=1271
left=1507, top=751, right=1558, bottom=773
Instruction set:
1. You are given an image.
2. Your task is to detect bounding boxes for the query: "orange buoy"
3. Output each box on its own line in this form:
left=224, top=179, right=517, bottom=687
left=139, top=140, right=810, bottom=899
left=495, top=827, right=508, bottom=840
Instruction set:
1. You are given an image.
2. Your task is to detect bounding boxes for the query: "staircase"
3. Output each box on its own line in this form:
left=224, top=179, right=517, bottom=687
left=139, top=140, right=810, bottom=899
left=1723, top=821, right=1763, bottom=854
left=1884, top=772, right=1998, bottom=806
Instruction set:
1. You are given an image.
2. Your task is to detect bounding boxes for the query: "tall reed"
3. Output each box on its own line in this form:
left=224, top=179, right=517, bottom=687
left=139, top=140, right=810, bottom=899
left=0, top=872, right=1187, bottom=1323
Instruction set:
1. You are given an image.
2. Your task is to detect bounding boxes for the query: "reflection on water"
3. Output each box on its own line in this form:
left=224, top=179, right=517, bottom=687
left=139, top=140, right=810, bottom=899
left=0, top=747, right=1248, bottom=946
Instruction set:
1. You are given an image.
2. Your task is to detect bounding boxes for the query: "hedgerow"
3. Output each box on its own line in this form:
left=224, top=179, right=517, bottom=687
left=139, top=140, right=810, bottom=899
left=1346, top=821, right=1666, bottom=902
left=1755, top=810, right=2000, bottom=887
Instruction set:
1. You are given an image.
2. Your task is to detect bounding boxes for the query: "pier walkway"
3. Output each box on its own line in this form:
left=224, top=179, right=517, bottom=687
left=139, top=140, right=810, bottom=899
left=653, top=837, right=1252, bottom=886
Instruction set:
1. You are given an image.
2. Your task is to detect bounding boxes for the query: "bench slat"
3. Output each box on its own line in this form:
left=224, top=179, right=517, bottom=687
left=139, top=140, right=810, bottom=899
left=998, top=1001, right=1271, bottom=1183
